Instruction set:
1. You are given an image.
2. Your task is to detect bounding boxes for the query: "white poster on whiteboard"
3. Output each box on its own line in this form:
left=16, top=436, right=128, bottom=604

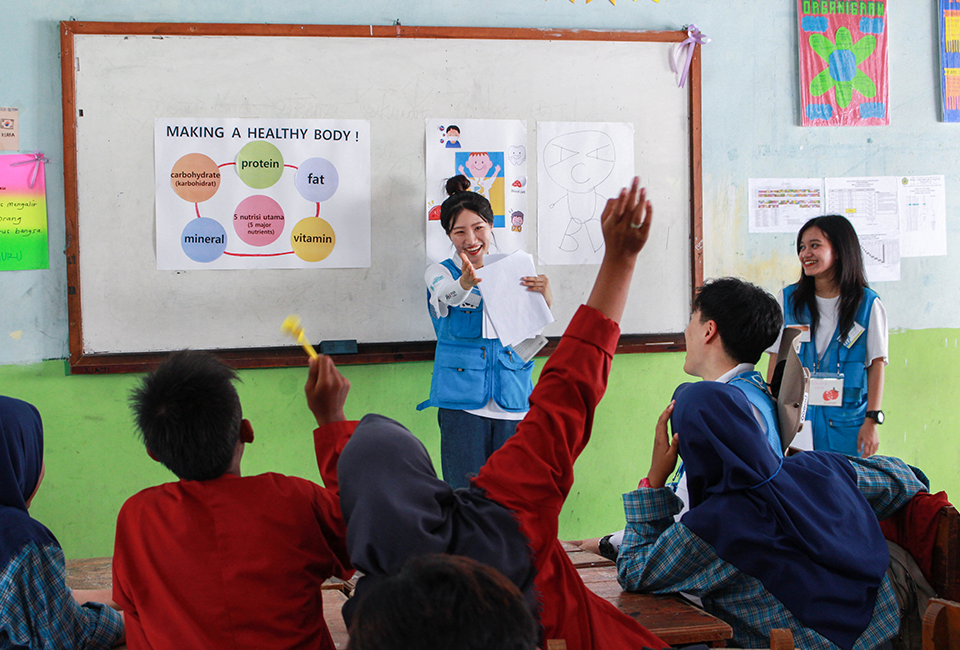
left=155, top=117, right=371, bottom=270
left=537, top=121, right=635, bottom=265
left=424, top=118, right=528, bottom=264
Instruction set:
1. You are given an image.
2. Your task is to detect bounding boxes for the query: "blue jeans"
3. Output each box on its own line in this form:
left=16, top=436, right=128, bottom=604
left=437, top=409, right=520, bottom=490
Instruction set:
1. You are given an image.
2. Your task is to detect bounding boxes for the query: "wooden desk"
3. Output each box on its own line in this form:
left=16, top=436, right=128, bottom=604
left=65, top=556, right=113, bottom=590
left=67, top=555, right=732, bottom=648
left=577, top=564, right=733, bottom=647
left=65, top=556, right=352, bottom=593
left=65, top=557, right=351, bottom=649
left=323, top=591, right=350, bottom=650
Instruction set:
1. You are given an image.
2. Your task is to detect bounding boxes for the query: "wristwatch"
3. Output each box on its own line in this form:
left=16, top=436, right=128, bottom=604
left=865, top=410, right=884, bottom=424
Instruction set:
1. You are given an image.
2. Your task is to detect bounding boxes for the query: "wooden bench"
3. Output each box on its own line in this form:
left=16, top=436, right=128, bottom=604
left=932, top=506, right=960, bottom=603
left=924, top=598, right=960, bottom=650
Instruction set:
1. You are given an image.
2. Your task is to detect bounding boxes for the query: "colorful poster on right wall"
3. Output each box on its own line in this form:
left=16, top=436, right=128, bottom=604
left=798, top=1, right=889, bottom=127
left=939, top=0, right=960, bottom=122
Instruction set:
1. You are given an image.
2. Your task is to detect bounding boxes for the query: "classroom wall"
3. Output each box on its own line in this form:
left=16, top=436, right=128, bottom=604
left=2, top=1, right=959, bottom=558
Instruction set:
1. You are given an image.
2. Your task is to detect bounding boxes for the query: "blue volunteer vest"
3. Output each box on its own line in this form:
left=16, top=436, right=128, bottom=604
left=728, top=370, right=782, bottom=453
left=417, top=258, right=534, bottom=413
left=672, top=371, right=783, bottom=493
left=782, top=284, right=878, bottom=455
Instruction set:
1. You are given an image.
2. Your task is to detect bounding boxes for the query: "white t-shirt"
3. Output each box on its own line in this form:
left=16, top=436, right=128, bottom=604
left=424, top=254, right=524, bottom=421
left=767, top=289, right=889, bottom=366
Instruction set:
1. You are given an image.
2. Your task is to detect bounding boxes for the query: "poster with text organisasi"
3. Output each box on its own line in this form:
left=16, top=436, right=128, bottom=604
left=798, top=1, right=889, bottom=126
left=939, top=0, right=960, bottom=122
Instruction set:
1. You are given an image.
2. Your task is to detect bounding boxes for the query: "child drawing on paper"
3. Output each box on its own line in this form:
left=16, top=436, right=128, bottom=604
left=459, top=152, right=501, bottom=198
left=543, top=130, right=615, bottom=253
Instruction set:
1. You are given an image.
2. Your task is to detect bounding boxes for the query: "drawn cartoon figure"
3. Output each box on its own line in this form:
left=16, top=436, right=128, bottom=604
left=445, top=125, right=461, bottom=148
left=459, top=152, right=501, bottom=198
left=543, top=130, right=615, bottom=253
left=508, top=145, right=526, bottom=165
left=510, top=210, right=524, bottom=232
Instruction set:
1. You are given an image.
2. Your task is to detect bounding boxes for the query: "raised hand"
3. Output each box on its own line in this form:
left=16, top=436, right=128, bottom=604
left=585, top=177, right=653, bottom=324
left=647, top=401, right=679, bottom=489
left=305, top=354, right=351, bottom=427
left=459, top=253, right=482, bottom=290
left=600, top=176, right=653, bottom=261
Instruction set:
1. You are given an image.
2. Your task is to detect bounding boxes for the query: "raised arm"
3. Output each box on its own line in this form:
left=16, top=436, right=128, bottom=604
left=586, top=177, right=652, bottom=324
left=306, top=354, right=354, bottom=493
left=473, top=177, right=653, bottom=544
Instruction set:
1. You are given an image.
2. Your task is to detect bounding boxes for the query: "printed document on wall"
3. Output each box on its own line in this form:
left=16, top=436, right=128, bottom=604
left=748, top=178, right=824, bottom=233
left=824, top=175, right=900, bottom=282
left=537, top=121, right=635, bottom=265
left=0, top=153, right=48, bottom=271
left=155, top=117, right=371, bottom=270
left=424, top=119, right=528, bottom=264
left=898, top=175, right=947, bottom=257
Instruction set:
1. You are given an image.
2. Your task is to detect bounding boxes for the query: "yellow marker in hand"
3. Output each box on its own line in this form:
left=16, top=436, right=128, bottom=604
left=281, top=315, right=318, bottom=359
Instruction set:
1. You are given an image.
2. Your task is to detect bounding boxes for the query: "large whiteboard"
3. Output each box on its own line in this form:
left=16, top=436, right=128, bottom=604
left=61, top=23, right=702, bottom=372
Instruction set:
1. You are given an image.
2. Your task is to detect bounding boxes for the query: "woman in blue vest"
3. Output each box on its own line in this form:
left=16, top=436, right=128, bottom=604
left=419, top=176, right=552, bottom=489
left=767, top=215, right=888, bottom=457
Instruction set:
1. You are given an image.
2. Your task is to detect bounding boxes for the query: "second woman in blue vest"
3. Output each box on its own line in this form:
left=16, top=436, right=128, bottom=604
left=419, top=176, right=552, bottom=489
left=767, top=215, right=888, bottom=457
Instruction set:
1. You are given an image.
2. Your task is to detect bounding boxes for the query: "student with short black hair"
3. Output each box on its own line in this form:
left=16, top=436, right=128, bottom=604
left=114, top=350, right=353, bottom=650
left=617, top=380, right=923, bottom=649
left=131, top=349, right=245, bottom=480
left=685, top=277, right=783, bottom=453
left=347, top=554, right=538, bottom=650
left=692, top=277, right=784, bottom=370
left=586, top=277, right=784, bottom=559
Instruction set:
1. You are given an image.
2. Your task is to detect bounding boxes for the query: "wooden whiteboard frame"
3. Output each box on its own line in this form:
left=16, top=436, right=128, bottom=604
left=60, top=21, right=703, bottom=374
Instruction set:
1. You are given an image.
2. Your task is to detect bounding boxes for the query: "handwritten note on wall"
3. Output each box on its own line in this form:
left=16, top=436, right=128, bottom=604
left=0, top=154, right=49, bottom=271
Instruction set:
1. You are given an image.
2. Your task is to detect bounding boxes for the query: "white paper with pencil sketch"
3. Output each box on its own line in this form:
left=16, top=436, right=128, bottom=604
left=475, top=251, right=554, bottom=348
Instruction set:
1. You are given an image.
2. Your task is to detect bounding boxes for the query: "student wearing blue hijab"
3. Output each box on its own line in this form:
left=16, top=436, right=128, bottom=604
left=0, top=396, right=124, bottom=648
left=617, top=381, right=927, bottom=650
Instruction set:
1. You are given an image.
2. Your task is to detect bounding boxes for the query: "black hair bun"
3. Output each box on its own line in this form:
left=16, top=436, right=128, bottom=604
left=445, top=175, right=471, bottom=196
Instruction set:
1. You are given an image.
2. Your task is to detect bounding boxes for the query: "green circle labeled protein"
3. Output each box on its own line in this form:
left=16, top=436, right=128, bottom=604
left=235, top=141, right=284, bottom=189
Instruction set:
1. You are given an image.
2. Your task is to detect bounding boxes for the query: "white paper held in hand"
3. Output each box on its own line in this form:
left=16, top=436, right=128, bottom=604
left=474, top=250, right=554, bottom=348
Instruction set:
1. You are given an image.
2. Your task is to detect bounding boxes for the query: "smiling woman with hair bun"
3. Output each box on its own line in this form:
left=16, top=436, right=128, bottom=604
left=418, top=175, right=552, bottom=489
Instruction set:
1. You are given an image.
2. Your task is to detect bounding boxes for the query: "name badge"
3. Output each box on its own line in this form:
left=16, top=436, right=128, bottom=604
left=809, top=374, right=844, bottom=407
left=786, top=324, right=811, bottom=344
left=843, top=322, right=866, bottom=348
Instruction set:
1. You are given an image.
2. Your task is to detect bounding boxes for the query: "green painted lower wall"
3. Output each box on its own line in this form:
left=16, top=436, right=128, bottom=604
left=4, top=326, right=958, bottom=559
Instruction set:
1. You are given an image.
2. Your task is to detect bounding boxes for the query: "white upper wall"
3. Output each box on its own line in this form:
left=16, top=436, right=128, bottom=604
left=0, top=1, right=951, bottom=364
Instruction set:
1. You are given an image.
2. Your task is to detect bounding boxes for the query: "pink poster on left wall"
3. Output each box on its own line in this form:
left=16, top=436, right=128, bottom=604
left=798, top=1, right=889, bottom=127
